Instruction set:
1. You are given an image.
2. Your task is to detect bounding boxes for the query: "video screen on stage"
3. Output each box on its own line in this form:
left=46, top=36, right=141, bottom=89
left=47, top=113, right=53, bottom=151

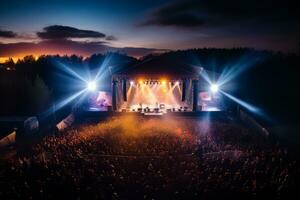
left=198, top=91, right=222, bottom=111
left=87, top=91, right=112, bottom=111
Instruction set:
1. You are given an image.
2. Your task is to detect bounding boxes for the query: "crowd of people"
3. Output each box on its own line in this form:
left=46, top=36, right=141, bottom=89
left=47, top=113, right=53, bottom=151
left=0, top=116, right=299, bottom=199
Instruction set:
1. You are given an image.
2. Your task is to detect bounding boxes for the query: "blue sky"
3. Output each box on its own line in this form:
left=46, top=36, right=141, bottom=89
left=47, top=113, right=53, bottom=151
left=0, top=0, right=299, bottom=60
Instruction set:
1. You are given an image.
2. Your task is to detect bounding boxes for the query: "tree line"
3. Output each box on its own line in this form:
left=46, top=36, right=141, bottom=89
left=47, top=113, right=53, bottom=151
left=0, top=48, right=299, bottom=125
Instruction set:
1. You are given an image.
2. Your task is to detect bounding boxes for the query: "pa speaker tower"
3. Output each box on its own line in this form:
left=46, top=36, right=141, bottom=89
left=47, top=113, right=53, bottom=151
left=181, top=80, right=186, bottom=101
left=122, top=79, right=127, bottom=101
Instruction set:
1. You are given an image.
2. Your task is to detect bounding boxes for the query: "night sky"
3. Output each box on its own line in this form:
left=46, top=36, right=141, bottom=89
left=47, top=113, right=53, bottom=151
left=0, top=0, right=299, bottom=61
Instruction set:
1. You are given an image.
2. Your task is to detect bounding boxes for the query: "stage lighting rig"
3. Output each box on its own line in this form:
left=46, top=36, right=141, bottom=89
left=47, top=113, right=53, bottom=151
left=210, top=83, right=219, bottom=93
left=87, top=81, right=97, bottom=91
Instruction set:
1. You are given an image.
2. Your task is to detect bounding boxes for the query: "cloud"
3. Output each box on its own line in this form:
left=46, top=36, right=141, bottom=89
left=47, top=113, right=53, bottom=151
left=0, top=29, right=17, bottom=38
left=0, top=39, right=167, bottom=58
left=105, top=35, right=118, bottom=41
left=37, top=25, right=106, bottom=39
left=140, top=0, right=300, bottom=30
left=0, top=25, right=158, bottom=59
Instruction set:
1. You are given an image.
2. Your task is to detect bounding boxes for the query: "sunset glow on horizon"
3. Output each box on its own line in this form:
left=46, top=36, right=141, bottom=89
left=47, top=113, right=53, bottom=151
left=1, top=0, right=300, bottom=62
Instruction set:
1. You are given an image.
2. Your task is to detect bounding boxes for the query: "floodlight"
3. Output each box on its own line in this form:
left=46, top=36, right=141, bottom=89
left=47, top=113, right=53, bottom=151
left=130, top=81, right=134, bottom=85
left=210, top=83, right=219, bottom=93
left=87, top=81, right=97, bottom=91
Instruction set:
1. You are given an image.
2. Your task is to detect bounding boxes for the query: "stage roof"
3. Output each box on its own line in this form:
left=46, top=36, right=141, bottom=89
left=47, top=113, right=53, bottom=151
left=112, top=57, right=202, bottom=80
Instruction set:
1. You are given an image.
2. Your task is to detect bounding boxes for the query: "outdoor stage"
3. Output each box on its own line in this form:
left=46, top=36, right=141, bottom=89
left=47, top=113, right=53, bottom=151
left=85, top=76, right=223, bottom=114
left=84, top=61, right=224, bottom=114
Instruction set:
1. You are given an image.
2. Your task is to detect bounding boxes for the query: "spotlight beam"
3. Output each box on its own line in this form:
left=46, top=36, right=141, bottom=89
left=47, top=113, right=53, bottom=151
left=220, top=90, right=260, bottom=113
left=217, top=53, right=263, bottom=86
left=56, top=61, right=86, bottom=82
left=94, top=55, right=112, bottom=82
left=40, top=89, right=87, bottom=119
left=199, top=69, right=212, bottom=85
left=53, top=90, right=87, bottom=111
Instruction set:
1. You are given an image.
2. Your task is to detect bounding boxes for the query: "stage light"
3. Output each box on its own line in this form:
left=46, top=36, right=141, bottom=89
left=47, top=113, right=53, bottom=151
left=161, top=80, right=167, bottom=85
left=210, top=84, right=219, bottom=93
left=130, top=81, right=134, bottom=85
left=175, top=81, right=180, bottom=85
left=87, top=81, right=97, bottom=91
left=220, top=91, right=260, bottom=113
left=139, top=80, right=143, bottom=84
